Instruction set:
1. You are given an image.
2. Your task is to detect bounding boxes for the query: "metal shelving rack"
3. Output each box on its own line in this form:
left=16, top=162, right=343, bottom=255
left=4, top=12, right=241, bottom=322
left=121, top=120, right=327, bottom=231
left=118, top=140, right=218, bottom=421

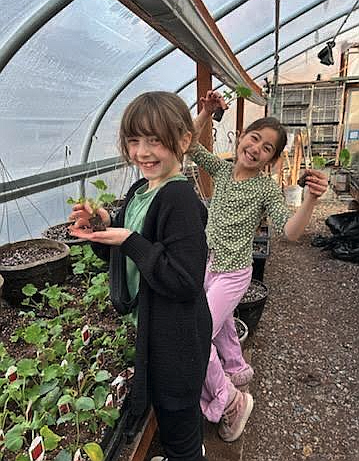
left=274, top=81, right=345, bottom=160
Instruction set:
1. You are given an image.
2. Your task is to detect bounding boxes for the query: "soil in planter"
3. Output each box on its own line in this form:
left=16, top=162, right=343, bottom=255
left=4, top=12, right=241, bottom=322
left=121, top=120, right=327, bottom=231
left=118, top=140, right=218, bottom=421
left=253, top=242, right=268, bottom=256
left=43, top=222, right=83, bottom=243
left=240, top=279, right=267, bottom=303
left=0, top=246, right=63, bottom=266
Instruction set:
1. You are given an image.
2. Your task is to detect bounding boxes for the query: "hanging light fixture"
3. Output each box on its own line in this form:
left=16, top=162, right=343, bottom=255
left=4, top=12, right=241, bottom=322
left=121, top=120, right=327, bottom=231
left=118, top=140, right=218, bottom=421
left=318, top=40, right=336, bottom=66
left=317, top=0, right=359, bottom=66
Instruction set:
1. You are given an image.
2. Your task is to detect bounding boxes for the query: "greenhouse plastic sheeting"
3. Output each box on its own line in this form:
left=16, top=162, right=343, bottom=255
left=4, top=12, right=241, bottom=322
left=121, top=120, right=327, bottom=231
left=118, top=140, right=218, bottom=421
left=1, top=0, right=359, bottom=243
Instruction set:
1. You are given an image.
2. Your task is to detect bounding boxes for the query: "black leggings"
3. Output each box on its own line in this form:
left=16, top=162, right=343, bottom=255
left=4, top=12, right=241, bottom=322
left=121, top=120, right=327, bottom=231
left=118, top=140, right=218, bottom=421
left=153, top=404, right=207, bottom=461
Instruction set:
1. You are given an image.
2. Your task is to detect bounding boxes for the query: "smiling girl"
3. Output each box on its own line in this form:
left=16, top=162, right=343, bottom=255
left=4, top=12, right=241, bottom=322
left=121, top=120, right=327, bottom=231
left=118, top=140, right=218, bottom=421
left=69, top=91, right=212, bottom=461
left=191, top=91, right=328, bottom=443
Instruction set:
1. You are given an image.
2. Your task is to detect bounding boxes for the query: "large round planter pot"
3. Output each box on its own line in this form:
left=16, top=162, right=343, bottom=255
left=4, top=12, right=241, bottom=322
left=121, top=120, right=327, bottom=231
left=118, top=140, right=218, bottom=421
left=42, top=221, right=86, bottom=246
left=0, top=238, right=70, bottom=306
left=235, top=279, right=269, bottom=334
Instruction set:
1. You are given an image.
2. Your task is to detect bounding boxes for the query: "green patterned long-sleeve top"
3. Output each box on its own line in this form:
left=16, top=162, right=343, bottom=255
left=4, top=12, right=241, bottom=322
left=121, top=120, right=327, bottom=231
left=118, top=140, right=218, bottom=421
left=191, top=144, right=291, bottom=272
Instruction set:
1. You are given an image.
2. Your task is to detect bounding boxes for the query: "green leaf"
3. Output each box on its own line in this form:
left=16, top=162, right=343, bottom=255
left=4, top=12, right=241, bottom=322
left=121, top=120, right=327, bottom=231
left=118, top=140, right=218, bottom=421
left=91, top=179, right=107, bottom=191
left=23, top=324, right=48, bottom=346
left=98, top=193, right=116, bottom=204
left=70, top=245, right=83, bottom=256
left=97, top=408, right=120, bottom=427
left=40, top=425, right=62, bottom=451
left=4, top=425, right=25, bottom=451
left=95, top=370, right=111, bottom=382
left=56, top=412, right=75, bottom=425
left=75, top=396, right=95, bottom=411
left=57, top=395, right=73, bottom=406
left=39, top=379, right=59, bottom=396
left=54, top=449, right=72, bottom=461
left=21, top=284, right=38, bottom=297
left=83, top=442, right=104, bottom=461
left=17, top=358, right=38, bottom=378
left=93, top=386, right=107, bottom=409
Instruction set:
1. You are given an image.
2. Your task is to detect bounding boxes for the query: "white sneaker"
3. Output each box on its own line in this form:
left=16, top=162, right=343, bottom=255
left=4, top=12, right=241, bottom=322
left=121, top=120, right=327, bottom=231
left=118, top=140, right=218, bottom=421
left=150, top=444, right=206, bottom=460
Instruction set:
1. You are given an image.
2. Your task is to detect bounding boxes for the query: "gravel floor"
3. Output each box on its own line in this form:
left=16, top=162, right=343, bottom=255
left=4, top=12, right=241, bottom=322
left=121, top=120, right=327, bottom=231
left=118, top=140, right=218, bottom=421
left=146, top=197, right=359, bottom=461
left=241, top=198, right=358, bottom=461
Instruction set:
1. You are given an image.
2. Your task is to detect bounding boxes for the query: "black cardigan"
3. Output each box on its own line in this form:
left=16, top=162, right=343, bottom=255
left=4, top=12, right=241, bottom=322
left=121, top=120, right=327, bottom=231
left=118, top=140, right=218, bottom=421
left=93, top=179, right=212, bottom=415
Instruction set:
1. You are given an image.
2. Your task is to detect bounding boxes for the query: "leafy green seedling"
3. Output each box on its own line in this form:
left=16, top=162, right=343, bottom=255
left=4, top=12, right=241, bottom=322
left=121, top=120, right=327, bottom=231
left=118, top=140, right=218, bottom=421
left=67, top=179, right=116, bottom=231
left=312, top=155, right=326, bottom=169
left=339, top=148, right=351, bottom=168
left=213, top=84, right=253, bottom=121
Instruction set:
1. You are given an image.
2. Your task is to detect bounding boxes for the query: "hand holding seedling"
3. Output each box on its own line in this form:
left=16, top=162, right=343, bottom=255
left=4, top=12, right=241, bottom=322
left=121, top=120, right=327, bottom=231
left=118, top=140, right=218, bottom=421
left=69, top=226, right=132, bottom=245
left=200, top=90, right=228, bottom=116
left=67, top=179, right=116, bottom=231
left=301, top=169, right=328, bottom=198
left=69, top=202, right=111, bottom=229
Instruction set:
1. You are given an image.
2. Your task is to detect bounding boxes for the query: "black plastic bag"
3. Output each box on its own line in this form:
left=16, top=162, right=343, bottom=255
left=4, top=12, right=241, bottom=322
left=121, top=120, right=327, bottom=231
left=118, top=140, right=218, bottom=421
left=331, top=241, right=359, bottom=263
left=311, top=211, right=359, bottom=263
left=325, top=211, right=359, bottom=241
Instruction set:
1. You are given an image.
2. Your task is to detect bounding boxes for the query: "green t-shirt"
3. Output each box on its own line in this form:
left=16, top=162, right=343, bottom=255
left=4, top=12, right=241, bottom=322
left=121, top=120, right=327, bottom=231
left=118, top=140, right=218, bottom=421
left=124, top=174, right=188, bottom=301
left=191, top=144, right=291, bottom=272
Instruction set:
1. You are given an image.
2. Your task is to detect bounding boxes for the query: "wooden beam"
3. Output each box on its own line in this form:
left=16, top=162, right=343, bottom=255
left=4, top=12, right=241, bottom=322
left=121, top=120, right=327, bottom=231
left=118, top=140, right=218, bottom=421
left=196, top=63, right=214, bottom=198
left=236, top=97, right=244, bottom=134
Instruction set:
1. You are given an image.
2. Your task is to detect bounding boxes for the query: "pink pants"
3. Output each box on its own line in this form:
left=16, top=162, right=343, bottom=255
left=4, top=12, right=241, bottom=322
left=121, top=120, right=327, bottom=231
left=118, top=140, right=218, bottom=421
left=200, top=256, right=252, bottom=422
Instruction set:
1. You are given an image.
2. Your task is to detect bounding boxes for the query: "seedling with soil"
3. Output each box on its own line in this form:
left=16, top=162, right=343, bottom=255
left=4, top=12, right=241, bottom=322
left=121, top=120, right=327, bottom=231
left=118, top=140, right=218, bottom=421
left=67, top=180, right=116, bottom=231
left=212, top=84, right=252, bottom=122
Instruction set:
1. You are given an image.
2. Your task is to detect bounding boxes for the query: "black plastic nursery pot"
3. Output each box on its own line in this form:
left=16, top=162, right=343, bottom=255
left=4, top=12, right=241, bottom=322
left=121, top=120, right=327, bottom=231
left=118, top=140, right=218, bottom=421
left=0, top=238, right=70, bottom=306
left=235, top=279, right=269, bottom=334
left=252, top=238, right=270, bottom=282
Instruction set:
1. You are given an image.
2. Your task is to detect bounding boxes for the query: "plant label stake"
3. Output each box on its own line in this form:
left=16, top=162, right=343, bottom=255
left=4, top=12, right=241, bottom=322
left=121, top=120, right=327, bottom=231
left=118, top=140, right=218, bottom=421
left=81, top=325, right=91, bottom=345
left=66, top=339, right=72, bottom=353
left=58, top=402, right=71, bottom=416
left=61, top=359, right=68, bottom=368
left=96, top=349, right=105, bottom=366
left=26, top=400, right=33, bottom=422
left=5, top=366, right=17, bottom=382
left=29, top=436, right=45, bottom=461
left=111, top=375, right=127, bottom=407
left=105, top=393, right=114, bottom=408
left=74, top=448, right=85, bottom=461
left=0, top=429, right=4, bottom=442
left=120, top=367, right=134, bottom=382
left=77, top=371, right=84, bottom=389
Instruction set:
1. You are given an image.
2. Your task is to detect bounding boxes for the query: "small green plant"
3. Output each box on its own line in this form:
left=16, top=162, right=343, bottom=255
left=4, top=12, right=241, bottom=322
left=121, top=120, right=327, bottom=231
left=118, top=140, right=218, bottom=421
left=21, top=283, right=74, bottom=316
left=70, top=245, right=107, bottom=288
left=83, top=273, right=110, bottom=312
left=339, top=148, right=351, bottom=168
left=67, top=179, right=116, bottom=231
left=213, top=84, right=252, bottom=122
left=223, top=84, right=252, bottom=104
left=312, top=155, right=326, bottom=169
left=67, top=180, right=116, bottom=214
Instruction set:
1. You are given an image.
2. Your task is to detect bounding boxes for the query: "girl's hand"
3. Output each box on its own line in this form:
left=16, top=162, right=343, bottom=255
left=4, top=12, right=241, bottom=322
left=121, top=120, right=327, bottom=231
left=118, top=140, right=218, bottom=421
left=200, top=90, right=228, bottom=116
left=69, top=203, right=110, bottom=228
left=304, top=169, right=328, bottom=198
left=68, top=226, right=132, bottom=245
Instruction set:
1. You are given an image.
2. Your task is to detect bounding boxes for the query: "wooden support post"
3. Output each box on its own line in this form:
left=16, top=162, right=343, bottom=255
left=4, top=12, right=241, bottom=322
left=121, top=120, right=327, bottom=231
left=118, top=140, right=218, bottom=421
left=236, top=97, right=244, bottom=134
left=196, top=63, right=213, bottom=198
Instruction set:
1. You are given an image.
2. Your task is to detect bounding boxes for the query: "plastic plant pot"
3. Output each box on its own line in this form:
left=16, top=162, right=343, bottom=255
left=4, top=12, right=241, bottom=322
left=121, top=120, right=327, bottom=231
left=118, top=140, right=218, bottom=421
left=235, top=279, right=269, bottom=334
